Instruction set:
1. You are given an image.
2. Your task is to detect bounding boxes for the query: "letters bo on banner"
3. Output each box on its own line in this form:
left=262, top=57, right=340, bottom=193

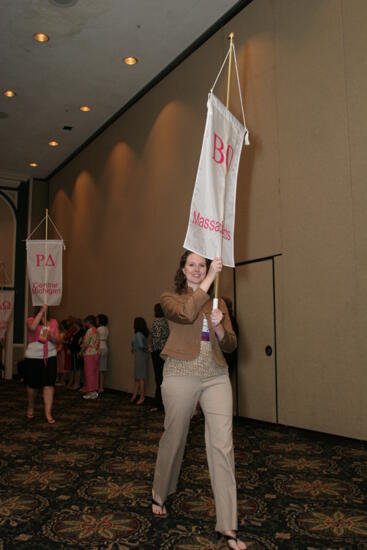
left=184, top=93, right=247, bottom=268
left=26, top=240, right=64, bottom=306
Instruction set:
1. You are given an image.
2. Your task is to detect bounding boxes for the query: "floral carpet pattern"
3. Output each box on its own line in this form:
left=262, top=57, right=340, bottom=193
left=0, top=381, right=366, bottom=549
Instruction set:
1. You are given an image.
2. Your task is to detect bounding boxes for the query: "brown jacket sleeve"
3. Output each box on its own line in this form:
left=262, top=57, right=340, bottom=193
left=161, top=289, right=210, bottom=324
left=215, top=298, right=237, bottom=354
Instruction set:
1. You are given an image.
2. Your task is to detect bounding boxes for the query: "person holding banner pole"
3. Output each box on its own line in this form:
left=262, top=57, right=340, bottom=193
left=152, top=251, right=246, bottom=550
left=24, top=304, right=59, bottom=424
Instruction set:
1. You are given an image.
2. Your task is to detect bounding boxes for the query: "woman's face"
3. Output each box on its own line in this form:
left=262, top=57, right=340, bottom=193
left=183, top=253, right=207, bottom=289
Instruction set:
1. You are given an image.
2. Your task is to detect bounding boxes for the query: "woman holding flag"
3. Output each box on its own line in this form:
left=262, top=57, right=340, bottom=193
left=24, top=304, right=59, bottom=424
left=152, top=250, right=246, bottom=550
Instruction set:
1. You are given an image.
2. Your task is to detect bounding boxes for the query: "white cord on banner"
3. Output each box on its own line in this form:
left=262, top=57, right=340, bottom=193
left=233, top=43, right=250, bottom=145
left=48, top=216, right=66, bottom=249
left=25, top=214, right=66, bottom=249
left=210, top=49, right=231, bottom=93
left=26, top=215, right=46, bottom=241
left=210, top=43, right=250, bottom=146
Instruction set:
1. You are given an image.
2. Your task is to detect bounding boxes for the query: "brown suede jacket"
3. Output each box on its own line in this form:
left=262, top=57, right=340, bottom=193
left=160, top=287, right=237, bottom=368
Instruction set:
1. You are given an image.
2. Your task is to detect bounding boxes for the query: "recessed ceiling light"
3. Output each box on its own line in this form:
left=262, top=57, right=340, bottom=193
left=123, top=56, right=138, bottom=66
left=49, top=0, right=78, bottom=6
left=33, top=33, right=50, bottom=43
left=29, top=162, right=38, bottom=167
left=48, top=140, right=59, bottom=147
left=3, top=90, right=16, bottom=98
left=79, top=105, right=91, bottom=112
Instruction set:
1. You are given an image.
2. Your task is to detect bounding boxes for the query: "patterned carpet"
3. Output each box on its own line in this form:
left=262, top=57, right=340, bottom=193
left=0, top=381, right=367, bottom=549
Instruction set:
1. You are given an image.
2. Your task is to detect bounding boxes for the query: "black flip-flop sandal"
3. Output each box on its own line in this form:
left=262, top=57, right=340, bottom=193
left=152, top=498, right=167, bottom=517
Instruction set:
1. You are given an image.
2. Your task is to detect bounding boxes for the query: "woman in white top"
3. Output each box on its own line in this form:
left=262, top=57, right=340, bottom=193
left=96, top=314, right=109, bottom=393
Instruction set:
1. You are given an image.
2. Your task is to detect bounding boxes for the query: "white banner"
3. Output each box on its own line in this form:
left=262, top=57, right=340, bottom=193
left=26, top=240, right=63, bottom=306
left=0, top=290, right=14, bottom=340
left=184, top=93, right=247, bottom=267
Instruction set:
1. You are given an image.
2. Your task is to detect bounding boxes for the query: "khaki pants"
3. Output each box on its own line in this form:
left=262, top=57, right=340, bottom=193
left=153, top=374, right=237, bottom=532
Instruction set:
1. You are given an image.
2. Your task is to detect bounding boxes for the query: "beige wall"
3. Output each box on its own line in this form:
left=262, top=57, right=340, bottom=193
left=48, top=0, right=367, bottom=439
left=30, top=179, right=49, bottom=240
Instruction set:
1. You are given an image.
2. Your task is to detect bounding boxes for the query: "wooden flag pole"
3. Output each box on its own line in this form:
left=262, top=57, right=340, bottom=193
left=214, top=32, right=234, bottom=306
left=226, top=32, right=235, bottom=110
left=44, top=208, right=48, bottom=325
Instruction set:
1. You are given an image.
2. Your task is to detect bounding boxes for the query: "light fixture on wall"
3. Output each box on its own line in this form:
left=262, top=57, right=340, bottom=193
left=3, top=90, right=16, bottom=98
left=29, top=162, right=38, bottom=167
left=123, top=56, right=138, bottom=66
left=48, top=140, right=59, bottom=147
left=33, top=32, right=50, bottom=43
left=79, top=105, right=91, bottom=112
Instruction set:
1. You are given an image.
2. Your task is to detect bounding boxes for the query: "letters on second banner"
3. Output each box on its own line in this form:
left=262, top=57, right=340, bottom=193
left=26, top=240, right=64, bottom=306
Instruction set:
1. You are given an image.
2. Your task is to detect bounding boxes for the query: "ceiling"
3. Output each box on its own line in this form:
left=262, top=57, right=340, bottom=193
left=0, top=0, right=247, bottom=181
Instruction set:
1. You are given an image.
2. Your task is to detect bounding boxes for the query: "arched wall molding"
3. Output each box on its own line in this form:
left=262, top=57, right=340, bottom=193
left=0, top=191, right=17, bottom=287
left=0, top=189, right=17, bottom=212
left=0, top=180, right=29, bottom=344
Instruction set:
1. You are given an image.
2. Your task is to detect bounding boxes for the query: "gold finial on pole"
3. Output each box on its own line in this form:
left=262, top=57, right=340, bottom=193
left=214, top=32, right=235, bottom=303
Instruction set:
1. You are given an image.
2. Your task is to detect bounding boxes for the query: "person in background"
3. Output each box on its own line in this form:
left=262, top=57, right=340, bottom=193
left=222, top=297, right=239, bottom=378
left=56, top=320, right=68, bottom=386
left=151, top=251, right=246, bottom=550
left=24, top=304, right=60, bottom=424
left=150, top=303, right=169, bottom=412
left=68, top=319, right=85, bottom=390
left=96, top=313, right=109, bottom=393
left=64, top=317, right=77, bottom=388
left=131, top=317, right=149, bottom=405
left=81, top=315, right=100, bottom=400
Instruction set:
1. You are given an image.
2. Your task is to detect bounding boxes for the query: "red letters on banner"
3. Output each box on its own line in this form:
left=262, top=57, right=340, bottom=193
left=36, top=254, right=55, bottom=267
left=192, top=210, right=231, bottom=241
left=212, top=133, right=234, bottom=171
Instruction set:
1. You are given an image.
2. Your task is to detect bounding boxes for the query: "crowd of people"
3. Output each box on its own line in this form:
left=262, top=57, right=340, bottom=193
left=21, top=249, right=245, bottom=549
left=55, top=313, right=110, bottom=399
left=23, top=310, right=109, bottom=423
left=22, top=305, right=173, bottom=422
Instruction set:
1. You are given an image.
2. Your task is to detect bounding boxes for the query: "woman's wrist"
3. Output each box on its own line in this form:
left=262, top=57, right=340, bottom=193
left=200, top=274, right=215, bottom=293
left=214, top=324, right=225, bottom=341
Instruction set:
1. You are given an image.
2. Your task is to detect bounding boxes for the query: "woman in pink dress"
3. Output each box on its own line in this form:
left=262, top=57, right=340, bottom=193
left=81, top=315, right=100, bottom=400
